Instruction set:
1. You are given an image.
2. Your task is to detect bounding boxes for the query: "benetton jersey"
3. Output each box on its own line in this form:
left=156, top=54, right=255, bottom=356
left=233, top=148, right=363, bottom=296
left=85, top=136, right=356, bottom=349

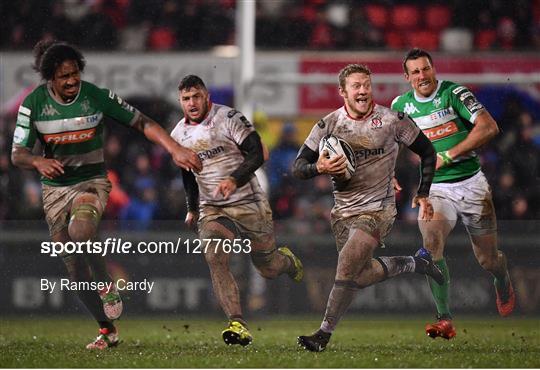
left=13, top=81, right=139, bottom=186
left=170, top=103, right=265, bottom=207
left=391, top=80, right=483, bottom=182
left=304, top=104, right=420, bottom=218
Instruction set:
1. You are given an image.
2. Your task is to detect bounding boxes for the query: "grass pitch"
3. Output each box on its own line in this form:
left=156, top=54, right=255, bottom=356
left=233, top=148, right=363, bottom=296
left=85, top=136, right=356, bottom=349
left=1, top=316, right=538, bottom=368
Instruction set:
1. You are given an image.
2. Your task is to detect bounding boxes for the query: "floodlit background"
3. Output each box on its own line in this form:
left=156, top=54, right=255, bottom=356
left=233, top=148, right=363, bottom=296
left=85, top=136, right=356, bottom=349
left=1, top=0, right=539, bottom=317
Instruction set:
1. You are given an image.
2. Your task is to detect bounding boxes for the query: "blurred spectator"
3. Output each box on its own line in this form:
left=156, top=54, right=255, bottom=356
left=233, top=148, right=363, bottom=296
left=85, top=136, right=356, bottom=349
left=120, top=177, right=158, bottom=230
left=267, top=123, right=300, bottom=191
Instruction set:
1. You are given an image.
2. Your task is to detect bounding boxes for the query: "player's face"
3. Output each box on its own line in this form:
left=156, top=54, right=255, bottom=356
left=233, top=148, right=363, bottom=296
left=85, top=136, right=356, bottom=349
left=339, top=72, right=373, bottom=119
left=179, top=86, right=210, bottom=123
left=405, top=57, right=437, bottom=98
left=51, top=60, right=81, bottom=103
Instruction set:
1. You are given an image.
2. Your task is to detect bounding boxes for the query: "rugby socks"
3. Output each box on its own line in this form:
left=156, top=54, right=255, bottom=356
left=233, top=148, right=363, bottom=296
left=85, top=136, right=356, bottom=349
left=375, top=256, right=416, bottom=278
left=429, top=258, right=451, bottom=317
left=320, top=280, right=360, bottom=333
left=229, top=315, right=248, bottom=327
left=85, top=254, right=113, bottom=284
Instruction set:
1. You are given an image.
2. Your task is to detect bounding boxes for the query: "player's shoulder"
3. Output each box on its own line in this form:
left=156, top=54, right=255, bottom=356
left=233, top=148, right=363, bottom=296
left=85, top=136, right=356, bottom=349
left=315, top=108, right=341, bottom=131
left=21, top=83, right=47, bottom=105
left=391, top=90, right=415, bottom=109
left=440, top=80, right=469, bottom=95
left=375, top=104, right=409, bottom=123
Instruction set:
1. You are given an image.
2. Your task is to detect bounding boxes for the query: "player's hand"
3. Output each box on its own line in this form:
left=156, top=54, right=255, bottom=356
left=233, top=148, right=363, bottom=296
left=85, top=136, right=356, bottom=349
left=184, top=211, right=199, bottom=230
left=213, top=177, right=237, bottom=200
left=33, top=157, right=64, bottom=179
left=392, top=177, right=402, bottom=193
left=172, top=145, right=202, bottom=173
left=316, top=150, right=347, bottom=177
left=436, top=150, right=453, bottom=170
left=412, top=195, right=434, bottom=221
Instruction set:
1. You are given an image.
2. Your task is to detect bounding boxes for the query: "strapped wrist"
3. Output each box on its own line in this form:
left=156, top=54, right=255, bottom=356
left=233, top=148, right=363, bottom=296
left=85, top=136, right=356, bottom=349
left=438, top=150, right=453, bottom=167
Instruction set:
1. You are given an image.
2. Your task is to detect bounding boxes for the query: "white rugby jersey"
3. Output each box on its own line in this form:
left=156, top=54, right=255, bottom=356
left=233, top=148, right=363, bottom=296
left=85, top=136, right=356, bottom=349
left=171, top=103, right=265, bottom=207
left=304, top=104, right=420, bottom=218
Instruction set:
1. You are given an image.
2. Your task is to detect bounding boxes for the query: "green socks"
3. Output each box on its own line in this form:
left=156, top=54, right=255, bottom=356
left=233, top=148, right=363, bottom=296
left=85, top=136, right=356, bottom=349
left=428, top=258, right=451, bottom=318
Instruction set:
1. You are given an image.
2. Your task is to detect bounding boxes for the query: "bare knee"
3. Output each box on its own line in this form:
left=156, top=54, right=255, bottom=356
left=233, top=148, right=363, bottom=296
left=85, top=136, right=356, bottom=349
left=68, top=194, right=102, bottom=242
left=251, top=249, right=279, bottom=279
left=476, top=252, right=499, bottom=272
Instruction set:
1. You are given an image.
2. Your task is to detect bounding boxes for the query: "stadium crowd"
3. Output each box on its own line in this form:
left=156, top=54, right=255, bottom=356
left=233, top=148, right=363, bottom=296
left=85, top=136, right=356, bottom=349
left=1, top=0, right=540, bottom=51
left=1, top=92, right=539, bottom=229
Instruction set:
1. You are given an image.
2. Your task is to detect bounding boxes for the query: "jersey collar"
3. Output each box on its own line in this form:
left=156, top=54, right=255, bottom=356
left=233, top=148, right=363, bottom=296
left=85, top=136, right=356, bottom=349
left=413, top=80, right=442, bottom=103
left=343, top=102, right=375, bottom=121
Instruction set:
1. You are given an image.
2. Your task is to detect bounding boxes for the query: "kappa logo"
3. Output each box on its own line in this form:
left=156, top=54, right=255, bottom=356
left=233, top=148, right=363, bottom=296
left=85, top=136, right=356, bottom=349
left=44, top=128, right=96, bottom=144
left=41, top=104, right=60, bottom=117
left=424, top=121, right=458, bottom=140
left=403, top=102, right=420, bottom=115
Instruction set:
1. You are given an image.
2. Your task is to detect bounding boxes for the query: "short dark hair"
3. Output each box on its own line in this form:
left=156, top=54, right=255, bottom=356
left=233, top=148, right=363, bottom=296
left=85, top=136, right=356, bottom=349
left=402, top=48, right=434, bottom=74
left=178, top=75, right=207, bottom=91
left=33, top=40, right=85, bottom=80
left=338, top=64, right=371, bottom=89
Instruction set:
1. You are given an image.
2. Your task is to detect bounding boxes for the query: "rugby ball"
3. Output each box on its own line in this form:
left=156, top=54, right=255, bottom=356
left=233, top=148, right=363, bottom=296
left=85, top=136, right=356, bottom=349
left=318, top=134, right=356, bottom=180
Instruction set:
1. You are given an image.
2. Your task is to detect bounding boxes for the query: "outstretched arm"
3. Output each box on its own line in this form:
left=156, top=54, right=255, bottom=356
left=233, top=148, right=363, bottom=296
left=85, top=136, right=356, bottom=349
left=132, top=113, right=202, bottom=172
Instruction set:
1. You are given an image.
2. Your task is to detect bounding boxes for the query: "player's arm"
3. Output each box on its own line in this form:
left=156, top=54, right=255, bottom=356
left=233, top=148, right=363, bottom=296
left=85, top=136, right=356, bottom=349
left=406, top=130, right=436, bottom=221
left=132, top=113, right=202, bottom=172
left=181, top=168, right=199, bottom=229
left=440, top=110, right=499, bottom=169
left=214, top=131, right=264, bottom=200
left=407, top=130, right=436, bottom=198
left=11, top=145, right=65, bottom=179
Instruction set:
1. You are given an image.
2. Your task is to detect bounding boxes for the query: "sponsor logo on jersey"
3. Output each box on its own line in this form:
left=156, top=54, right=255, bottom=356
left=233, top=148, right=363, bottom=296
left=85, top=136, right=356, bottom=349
left=433, top=97, right=442, bottom=108
left=317, top=119, right=326, bottom=129
left=41, top=104, right=60, bottom=117
left=429, top=108, right=452, bottom=121
left=371, top=116, right=383, bottom=129
left=18, top=105, right=31, bottom=116
left=17, top=114, right=30, bottom=127
left=198, top=146, right=225, bottom=161
left=44, top=128, right=96, bottom=144
left=404, top=102, right=420, bottom=115
left=355, top=147, right=385, bottom=160
left=423, top=121, right=458, bottom=141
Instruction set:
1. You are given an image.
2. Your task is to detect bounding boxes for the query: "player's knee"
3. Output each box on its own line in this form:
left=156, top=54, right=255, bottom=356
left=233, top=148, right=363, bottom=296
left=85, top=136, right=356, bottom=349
left=68, top=202, right=100, bottom=242
left=477, top=254, right=498, bottom=272
left=423, top=231, right=445, bottom=252
left=251, top=249, right=279, bottom=279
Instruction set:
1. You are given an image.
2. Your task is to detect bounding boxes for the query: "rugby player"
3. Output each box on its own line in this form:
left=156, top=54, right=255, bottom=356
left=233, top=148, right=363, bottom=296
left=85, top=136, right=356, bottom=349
left=11, top=40, right=201, bottom=349
left=293, top=64, right=443, bottom=352
left=392, top=48, right=515, bottom=339
left=171, top=75, right=303, bottom=346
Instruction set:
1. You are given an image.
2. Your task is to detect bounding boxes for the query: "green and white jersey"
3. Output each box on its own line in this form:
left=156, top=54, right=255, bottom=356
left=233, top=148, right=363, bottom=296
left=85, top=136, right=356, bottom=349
left=13, top=81, right=139, bottom=186
left=391, top=80, right=484, bottom=182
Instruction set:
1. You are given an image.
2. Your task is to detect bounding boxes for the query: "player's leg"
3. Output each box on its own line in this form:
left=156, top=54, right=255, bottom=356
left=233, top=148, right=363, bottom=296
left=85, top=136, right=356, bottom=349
left=418, top=194, right=457, bottom=339
left=43, top=183, right=118, bottom=348
left=69, top=184, right=121, bottom=320
left=199, top=218, right=251, bottom=345
left=461, top=175, right=514, bottom=317
left=241, top=200, right=303, bottom=282
left=54, top=230, right=118, bottom=349
left=470, top=232, right=514, bottom=316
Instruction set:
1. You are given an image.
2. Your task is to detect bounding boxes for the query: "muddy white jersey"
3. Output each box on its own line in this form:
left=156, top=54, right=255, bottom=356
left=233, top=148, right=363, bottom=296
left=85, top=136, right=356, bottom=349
left=171, top=103, right=265, bottom=206
left=304, top=104, right=420, bottom=218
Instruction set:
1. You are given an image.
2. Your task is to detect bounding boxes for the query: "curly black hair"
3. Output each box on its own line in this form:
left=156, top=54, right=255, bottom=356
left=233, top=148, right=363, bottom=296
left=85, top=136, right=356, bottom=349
left=32, top=40, right=86, bottom=80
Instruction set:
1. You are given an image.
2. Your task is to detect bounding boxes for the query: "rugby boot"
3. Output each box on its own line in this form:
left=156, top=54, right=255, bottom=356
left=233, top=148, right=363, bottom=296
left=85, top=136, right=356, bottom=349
left=425, top=315, right=456, bottom=340
left=278, top=246, right=304, bottom=283
left=495, top=273, right=515, bottom=317
left=86, top=327, right=119, bottom=349
left=222, top=320, right=253, bottom=346
left=98, top=283, right=123, bottom=320
left=298, top=329, right=331, bottom=352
